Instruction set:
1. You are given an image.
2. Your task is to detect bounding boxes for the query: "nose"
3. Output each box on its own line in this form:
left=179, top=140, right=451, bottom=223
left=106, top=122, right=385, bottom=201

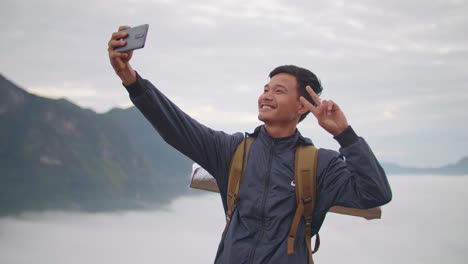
left=262, top=90, right=273, bottom=101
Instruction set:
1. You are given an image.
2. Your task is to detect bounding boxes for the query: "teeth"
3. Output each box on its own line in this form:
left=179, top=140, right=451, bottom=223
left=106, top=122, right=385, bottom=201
left=262, top=105, right=273, bottom=109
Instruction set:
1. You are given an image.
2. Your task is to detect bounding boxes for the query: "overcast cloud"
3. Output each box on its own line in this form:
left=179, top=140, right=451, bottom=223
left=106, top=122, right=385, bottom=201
left=1, top=0, right=467, bottom=167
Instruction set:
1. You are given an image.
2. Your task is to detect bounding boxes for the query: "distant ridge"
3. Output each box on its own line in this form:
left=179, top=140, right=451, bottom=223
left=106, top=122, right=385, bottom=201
left=382, top=156, right=468, bottom=175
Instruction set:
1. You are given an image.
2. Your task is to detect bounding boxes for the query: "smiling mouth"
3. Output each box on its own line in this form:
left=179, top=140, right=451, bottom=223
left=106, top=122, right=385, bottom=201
left=260, top=104, right=275, bottom=110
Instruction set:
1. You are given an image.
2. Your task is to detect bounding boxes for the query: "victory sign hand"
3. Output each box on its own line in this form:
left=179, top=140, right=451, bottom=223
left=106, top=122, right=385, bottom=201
left=300, top=86, right=349, bottom=136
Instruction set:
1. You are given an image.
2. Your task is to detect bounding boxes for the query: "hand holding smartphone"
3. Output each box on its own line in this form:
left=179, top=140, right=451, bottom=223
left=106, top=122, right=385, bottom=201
left=114, top=24, right=149, bottom=52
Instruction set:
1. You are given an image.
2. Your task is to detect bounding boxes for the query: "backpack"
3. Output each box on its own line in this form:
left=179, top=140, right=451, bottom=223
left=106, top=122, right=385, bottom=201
left=189, top=136, right=382, bottom=264
left=226, top=136, right=319, bottom=263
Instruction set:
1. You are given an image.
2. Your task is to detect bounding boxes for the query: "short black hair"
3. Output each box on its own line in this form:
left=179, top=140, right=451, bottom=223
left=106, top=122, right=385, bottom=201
left=269, top=65, right=323, bottom=122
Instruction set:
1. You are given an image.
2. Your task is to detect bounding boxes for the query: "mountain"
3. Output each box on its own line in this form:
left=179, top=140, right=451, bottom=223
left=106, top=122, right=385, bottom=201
left=102, top=107, right=194, bottom=199
left=382, top=157, right=468, bottom=175
left=0, top=74, right=193, bottom=216
left=1, top=74, right=466, bottom=216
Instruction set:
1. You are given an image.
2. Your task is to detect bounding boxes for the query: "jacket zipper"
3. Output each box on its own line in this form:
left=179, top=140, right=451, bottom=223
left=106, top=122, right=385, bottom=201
left=248, top=141, right=275, bottom=263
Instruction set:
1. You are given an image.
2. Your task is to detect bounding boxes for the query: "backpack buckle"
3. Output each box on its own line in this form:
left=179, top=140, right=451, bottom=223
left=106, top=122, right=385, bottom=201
left=304, top=215, right=313, bottom=226
left=302, top=197, right=312, bottom=204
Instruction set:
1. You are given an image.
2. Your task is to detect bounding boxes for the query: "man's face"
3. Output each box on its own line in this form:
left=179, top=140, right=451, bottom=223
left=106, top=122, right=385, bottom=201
left=258, top=73, right=304, bottom=125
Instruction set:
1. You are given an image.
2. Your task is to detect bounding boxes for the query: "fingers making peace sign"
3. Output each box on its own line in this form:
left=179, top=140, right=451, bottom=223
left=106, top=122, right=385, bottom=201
left=300, top=86, right=349, bottom=137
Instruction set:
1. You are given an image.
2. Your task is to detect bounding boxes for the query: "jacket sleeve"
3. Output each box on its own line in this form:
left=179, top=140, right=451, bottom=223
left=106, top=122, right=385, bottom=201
left=123, top=73, right=243, bottom=184
left=316, top=126, right=393, bottom=211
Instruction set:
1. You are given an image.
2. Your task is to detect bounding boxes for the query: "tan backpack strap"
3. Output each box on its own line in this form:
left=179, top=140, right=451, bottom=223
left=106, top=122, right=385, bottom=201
left=287, top=145, right=318, bottom=263
left=226, top=136, right=254, bottom=222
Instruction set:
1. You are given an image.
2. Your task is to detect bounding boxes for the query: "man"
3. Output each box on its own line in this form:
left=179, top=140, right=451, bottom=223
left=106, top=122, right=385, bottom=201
left=108, top=26, right=392, bottom=263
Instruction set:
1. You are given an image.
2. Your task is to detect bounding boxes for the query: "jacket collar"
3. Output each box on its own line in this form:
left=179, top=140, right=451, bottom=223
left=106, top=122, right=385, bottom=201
left=247, top=125, right=314, bottom=146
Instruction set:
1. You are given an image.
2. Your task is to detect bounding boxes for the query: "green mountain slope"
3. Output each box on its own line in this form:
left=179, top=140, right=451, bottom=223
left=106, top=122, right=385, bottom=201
left=0, top=74, right=193, bottom=216
left=103, top=107, right=194, bottom=199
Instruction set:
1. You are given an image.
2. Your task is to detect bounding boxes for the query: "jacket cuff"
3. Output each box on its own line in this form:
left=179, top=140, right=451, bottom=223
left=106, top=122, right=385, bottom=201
left=333, top=126, right=358, bottom=148
left=123, top=72, right=146, bottom=97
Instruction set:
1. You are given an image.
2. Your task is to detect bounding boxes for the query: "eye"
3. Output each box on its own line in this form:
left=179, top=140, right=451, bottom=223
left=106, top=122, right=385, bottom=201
left=276, top=89, right=285, bottom=94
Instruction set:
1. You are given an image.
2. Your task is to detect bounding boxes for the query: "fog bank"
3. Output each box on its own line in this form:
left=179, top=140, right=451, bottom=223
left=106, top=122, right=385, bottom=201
left=1, top=176, right=467, bottom=263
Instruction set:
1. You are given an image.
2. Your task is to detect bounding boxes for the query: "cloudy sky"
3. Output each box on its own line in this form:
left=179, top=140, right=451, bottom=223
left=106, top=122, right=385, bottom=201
left=1, top=0, right=467, bottom=167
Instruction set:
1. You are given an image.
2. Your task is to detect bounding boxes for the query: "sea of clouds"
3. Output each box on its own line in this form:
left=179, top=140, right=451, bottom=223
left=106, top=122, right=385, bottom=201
left=1, top=175, right=467, bottom=264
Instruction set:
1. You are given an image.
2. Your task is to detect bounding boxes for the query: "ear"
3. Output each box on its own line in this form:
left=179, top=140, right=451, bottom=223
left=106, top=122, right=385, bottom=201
left=297, top=100, right=309, bottom=115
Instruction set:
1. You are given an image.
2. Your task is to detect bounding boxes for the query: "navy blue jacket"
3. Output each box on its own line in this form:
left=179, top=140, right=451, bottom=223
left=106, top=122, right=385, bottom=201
left=124, top=73, right=392, bottom=264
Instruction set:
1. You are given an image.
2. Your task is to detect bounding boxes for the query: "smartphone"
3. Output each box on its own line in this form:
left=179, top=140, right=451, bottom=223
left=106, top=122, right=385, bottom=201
left=114, top=24, right=149, bottom=52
